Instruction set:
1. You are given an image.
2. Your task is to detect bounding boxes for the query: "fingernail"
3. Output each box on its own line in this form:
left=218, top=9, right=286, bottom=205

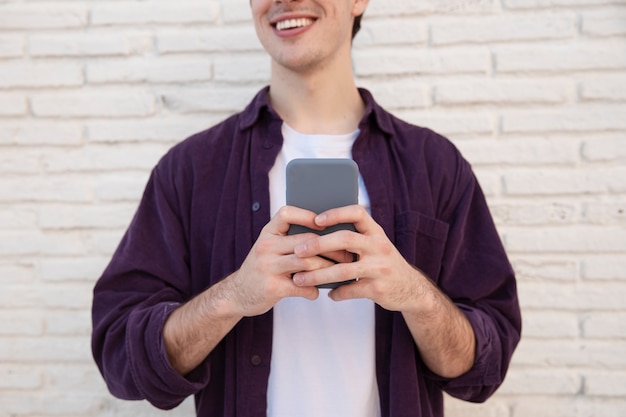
left=293, top=274, right=304, bottom=286
left=316, top=214, right=326, bottom=224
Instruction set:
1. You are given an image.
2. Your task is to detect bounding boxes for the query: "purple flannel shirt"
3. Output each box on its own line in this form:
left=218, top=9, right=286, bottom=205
left=92, top=87, right=521, bottom=417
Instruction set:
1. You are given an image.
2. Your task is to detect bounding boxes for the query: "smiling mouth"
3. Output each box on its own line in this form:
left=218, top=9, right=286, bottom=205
left=275, top=17, right=315, bottom=31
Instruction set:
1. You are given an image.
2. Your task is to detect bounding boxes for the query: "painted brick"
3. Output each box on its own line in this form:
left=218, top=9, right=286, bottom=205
left=494, top=43, right=626, bottom=73
left=491, top=202, right=578, bottom=225
left=0, top=150, right=41, bottom=174
left=505, top=0, right=626, bottom=9
left=0, top=310, right=43, bottom=336
left=470, top=170, right=502, bottom=197
left=444, top=397, right=510, bottom=417
left=580, top=77, right=626, bottom=102
left=0, top=94, right=28, bottom=116
left=39, top=204, right=136, bottom=230
left=157, top=26, right=262, bottom=54
left=0, top=121, right=83, bottom=146
left=499, top=369, right=582, bottom=395
left=91, top=1, right=220, bottom=26
left=517, top=281, right=626, bottom=310
left=354, top=47, right=490, bottom=76
left=92, top=230, right=129, bottom=256
left=43, top=310, right=92, bottom=336
left=582, top=256, right=626, bottom=281
left=577, top=400, right=626, bottom=417
left=0, top=262, right=37, bottom=284
left=0, top=365, right=42, bottom=390
left=0, top=285, right=46, bottom=308
left=0, top=62, right=83, bottom=89
left=44, top=365, right=104, bottom=392
left=38, top=232, right=93, bottom=257
left=392, top=110, right=494, bottom=136
left=221, top=0, right=254, bottom=23
left=29, top=32, right=147, bottom=57
left=435, top=79, right=572, bottom=105
left=502, top=107, right=626, bottom=133
left=0, top=35, right=24, bottom=58
left=522, top=311, right=580, bottom=338
left=356, top=18, right=428, bottom=46
left=511, top=258, right=579, bottom=281
left=432, top=14, right=576, bottom=45
left=582, top=17, right=626, bottom=37
left=506, top=226, right=626, bottom=253
left=511, top=399, right=578, bottom=417
left=39, top=283, right=95, bottom=309
left=585, top=372, right=626, bottom=397
left=0, top=392, right=102, bottom=416
left=514, top=339, right=626, bottom=367
left=0, top=4, right=87, bottom=30
left=582, top=200, right=626, bottom=225
left=359, top=78, right=430, bottom=109
left=0, top=207, right=38, bottom=231
left=86, top=117, right=210, bottom=143
left=42, top=144, right=168, bottom=173
left=0, top=177, right=92, bottom=203
left=161, top=85, right=262, bottom=113
left=92, top=173, right=150, bottom=202
left=31, top=91, right=156, bottom=118
left=455, top=137, right=580, bottom=166
left=40, top=257, right=111, bottom=282
left=87, top=57, right=212, bottom=84
left=0, top=232, right=43, bottom=256
left=582, top=312, right=626, bottom=339
left=213, top=54, right=270, bottom=83
left=97, top=396, right=195, bottom=416
left=366, top=0, right=498, bottom=15
left=503, top=167, right=626, bottom=196
left=582, top=136, right=626, bottom=162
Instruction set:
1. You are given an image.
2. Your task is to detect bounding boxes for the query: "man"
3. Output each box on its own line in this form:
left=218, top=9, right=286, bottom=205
left=91, top=1, right=521, bottom=416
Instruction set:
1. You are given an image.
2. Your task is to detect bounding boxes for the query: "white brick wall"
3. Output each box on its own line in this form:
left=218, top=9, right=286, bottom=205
left=0, top=0, right=624, bottom=415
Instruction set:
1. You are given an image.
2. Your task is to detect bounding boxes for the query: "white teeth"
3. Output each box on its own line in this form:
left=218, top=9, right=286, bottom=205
left=276, top=18, right=313, bottom=31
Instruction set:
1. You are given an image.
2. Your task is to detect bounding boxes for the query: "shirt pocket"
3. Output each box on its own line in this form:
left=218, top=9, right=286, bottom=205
left=394, top=211, right=449, bottom=282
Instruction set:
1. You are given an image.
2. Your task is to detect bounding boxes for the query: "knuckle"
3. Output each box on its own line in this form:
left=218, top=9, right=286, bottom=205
left=254, top=238, right=274, bottom=255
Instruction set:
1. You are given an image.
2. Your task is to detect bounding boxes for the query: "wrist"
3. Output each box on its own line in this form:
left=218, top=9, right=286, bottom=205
left=401, top=266, right=440, bottom=317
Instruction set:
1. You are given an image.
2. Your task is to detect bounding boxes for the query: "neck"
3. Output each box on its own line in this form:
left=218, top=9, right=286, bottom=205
left=268, top=59, right=365, bottom=135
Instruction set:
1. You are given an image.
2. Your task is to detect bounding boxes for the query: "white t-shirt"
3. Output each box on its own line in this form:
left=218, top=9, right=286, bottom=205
left=266, top=123, right=381, bottom=417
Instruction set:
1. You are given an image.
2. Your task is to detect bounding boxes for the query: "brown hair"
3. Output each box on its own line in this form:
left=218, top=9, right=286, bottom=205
left=352, top=13, right=363, bottom=40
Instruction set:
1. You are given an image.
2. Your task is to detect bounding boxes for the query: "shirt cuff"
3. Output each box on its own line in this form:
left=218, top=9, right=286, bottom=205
left=425, top=303, right=504, bottom=402
left=127, top=301, right=211, bottom=409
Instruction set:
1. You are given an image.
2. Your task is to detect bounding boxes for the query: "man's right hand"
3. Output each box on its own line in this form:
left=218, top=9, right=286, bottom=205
left=163, top=206, right=334, bottom=375
left=218, top=205, right=336, bottom=317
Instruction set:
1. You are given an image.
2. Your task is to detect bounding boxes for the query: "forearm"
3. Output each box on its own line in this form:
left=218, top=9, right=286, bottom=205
left=163, top=277, right=243, bottom=376
left=402, top=271, right=476, bottom=379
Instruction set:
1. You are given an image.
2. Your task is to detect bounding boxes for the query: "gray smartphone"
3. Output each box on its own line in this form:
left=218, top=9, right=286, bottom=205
left=286, top=158, right=359, bottom=288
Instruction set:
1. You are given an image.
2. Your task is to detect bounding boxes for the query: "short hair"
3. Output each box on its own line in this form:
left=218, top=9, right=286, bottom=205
left=352, top=13, right=363, bottom=40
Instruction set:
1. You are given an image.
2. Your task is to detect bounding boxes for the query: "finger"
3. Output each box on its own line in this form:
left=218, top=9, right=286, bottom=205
left=328, top=278, right=370, bottom=302
left=292, top=261, right=360, bottom=288
left=314, top=205, right=382, bottom=235
left=294, top=230, right=364, bottom=259
left=268, top=206, right=325, bottom=236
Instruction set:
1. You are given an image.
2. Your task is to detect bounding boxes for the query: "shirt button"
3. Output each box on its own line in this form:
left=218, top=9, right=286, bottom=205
left=251, top=355, right=262, bottom=366
left=263, top=142, right=273, bottom=149
left=252, top=202, right=261, bottom=212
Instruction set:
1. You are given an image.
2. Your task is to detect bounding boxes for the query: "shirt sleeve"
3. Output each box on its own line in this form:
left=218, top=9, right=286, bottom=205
left=426, top=152, right=522, bottom=402
left=91, top=159, right=210, bottom=409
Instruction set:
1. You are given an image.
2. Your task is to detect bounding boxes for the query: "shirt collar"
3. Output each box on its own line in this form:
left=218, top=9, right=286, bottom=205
left=238, top=86, right=395, bottom=137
